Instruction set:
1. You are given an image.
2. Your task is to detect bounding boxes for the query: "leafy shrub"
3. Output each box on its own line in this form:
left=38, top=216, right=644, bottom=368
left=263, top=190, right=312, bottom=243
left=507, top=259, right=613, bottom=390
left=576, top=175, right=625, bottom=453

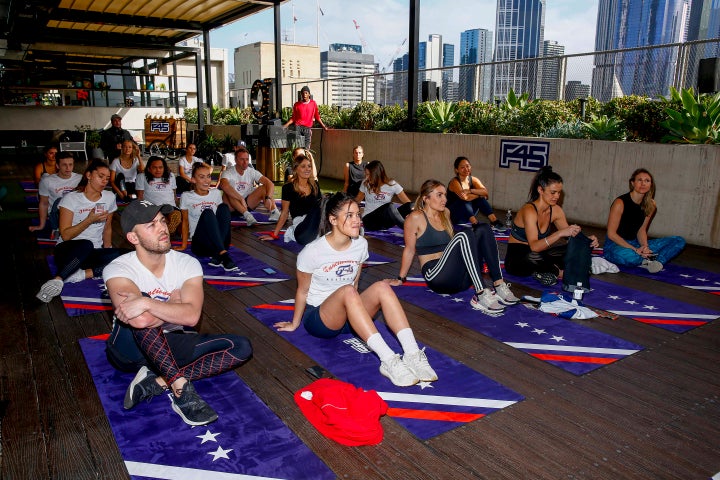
left=540, top=120, right=586, bottom=139
left=512, top=100, right=575, bottom=136
left=583, top=115, right=626, bottom=141
left=416, top=101, right=458, bottom=133
left=375, top=103, right=408, bottom=131
left=453, top=101, right=495, bottom=134
left=660, top=87, right=720, bottom=144
left=348, top=101, right=381, bottom=130
left=183, top=107, right=198, bottom=124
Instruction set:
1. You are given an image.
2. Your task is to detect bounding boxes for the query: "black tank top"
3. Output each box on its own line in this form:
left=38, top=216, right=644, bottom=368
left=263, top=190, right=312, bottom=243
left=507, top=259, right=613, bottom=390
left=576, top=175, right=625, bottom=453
left=415, top=211, right=452, bottom=255
left=510, top=203, right=552, bottom=242
left=616, top=192, right=646, bottom=240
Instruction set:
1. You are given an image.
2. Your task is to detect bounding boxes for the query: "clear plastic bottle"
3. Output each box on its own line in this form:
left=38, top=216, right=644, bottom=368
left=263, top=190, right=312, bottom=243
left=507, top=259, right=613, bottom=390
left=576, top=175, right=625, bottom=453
left=573, top=282, right=583, bottom=301
left=505, top=209, right=513, bottom=230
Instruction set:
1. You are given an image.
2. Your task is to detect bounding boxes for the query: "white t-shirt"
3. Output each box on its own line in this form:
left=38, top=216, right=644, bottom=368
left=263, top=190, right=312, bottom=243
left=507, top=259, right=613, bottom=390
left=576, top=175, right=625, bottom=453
left=296, top=235, right=369, bottom=307
left=220, top=165, right=263, bottom=199
left=136, top=173, right=177, bottom=206
left=103, top=249, right=203, bottom=330
left=359, top=181, right=404, bottom=216
left=57, top=190, right=117, bottom=247
left=110, top=157, right=141, bottom=183
left=179, top=156, right=203, bottom=178
left=179, top=188, right=223, bottom=237
left=38, top=172, right=82, bottom=205
left=221, top=153, right=252, bottom=169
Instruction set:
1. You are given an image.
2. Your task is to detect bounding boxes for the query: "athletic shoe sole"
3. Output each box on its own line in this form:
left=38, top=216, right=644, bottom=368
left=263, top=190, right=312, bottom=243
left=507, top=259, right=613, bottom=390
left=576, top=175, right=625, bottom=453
left=36, top=278, right=64, bottom=303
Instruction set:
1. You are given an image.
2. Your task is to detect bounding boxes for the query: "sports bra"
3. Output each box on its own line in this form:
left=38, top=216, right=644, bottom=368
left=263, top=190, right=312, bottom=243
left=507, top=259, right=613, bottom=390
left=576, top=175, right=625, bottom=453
left=415, top=211, right=452, bottom=255
left=510, top=203, right=553, bottom=242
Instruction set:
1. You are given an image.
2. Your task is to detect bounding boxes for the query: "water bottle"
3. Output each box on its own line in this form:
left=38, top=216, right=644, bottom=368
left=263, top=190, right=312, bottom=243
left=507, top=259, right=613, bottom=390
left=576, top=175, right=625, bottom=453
left=505, top=209, right=513, bottom=230
left=573, top=282, right=584, bottom=301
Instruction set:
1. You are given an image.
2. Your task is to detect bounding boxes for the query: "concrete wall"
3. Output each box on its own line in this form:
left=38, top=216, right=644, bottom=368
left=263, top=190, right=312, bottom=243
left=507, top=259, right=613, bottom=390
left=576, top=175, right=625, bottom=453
left=312, top=129, right=720, bottom=248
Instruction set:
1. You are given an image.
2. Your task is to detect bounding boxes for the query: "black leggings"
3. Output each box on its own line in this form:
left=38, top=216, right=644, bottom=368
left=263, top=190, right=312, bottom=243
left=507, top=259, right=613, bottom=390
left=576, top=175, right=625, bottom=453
left=504, top=242, right=566, bottom=277
left=106, top=318, right=252, bottom=385
left=294, top=203, right=323, bottom=246
left=362, top=202, right=412, bottom=231
left=114, top=172, right=136, bottom=197
left=190, top=204, right=231, bottom=257
left=421, top=223, right=503, bottom=294
left=54, top=239, right=124, bottom=279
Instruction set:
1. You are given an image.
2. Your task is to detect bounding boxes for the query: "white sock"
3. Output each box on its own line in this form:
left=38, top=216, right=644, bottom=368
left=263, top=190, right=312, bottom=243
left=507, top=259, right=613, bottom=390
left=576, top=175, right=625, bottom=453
left=366, top=333, right=396, bottom=362
left=396, top=327, right=420, bottom=354
left=65, top=269, right=87, bottom=284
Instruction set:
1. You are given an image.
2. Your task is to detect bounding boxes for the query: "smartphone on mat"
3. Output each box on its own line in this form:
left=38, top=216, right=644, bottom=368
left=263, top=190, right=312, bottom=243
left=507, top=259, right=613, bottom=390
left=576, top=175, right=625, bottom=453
left=263, top=267, right=276, bottom=275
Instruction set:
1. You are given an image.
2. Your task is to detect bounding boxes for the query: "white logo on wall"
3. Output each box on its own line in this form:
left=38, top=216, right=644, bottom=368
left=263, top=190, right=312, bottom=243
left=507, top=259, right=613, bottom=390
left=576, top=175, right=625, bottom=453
left=150, top=121, right=170, bottom=133
left=499, top=140, right=550, bottom=171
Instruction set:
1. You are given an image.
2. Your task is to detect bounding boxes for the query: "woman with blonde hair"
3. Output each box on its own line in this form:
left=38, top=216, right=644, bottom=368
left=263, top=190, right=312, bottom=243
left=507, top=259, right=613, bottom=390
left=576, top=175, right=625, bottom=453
left=109, top=139, right=145, bottom=200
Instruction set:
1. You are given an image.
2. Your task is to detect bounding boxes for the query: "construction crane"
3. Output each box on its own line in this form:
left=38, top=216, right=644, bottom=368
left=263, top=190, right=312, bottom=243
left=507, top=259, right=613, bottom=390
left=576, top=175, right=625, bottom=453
left=383, top=38, right=407, bottom=73
left=352, top=19, right=370, bottom=53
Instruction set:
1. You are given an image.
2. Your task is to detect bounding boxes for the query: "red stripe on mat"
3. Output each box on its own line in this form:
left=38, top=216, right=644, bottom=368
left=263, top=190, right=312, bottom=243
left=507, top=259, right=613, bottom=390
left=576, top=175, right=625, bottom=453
left=253, top=304, right=295, bottom=311
left=63, top=303, right=113, bottom=311
left=633, top=317, right=707, bottom=326
left=530, top=353, right=619, bottom=364
left=206, top=280, right=263, bottom=287
left=387, top=407, right=485, bottom=422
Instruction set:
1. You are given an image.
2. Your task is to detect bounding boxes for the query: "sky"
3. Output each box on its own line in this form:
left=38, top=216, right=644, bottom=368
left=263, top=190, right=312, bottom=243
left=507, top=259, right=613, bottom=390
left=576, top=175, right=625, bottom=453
left=211, top=0, right=600, bottom=76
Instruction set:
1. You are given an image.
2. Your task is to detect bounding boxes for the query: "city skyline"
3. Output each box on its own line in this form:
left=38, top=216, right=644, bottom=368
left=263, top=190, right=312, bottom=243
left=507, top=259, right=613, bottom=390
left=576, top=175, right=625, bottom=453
left=211, top=0, right=600, bottom=74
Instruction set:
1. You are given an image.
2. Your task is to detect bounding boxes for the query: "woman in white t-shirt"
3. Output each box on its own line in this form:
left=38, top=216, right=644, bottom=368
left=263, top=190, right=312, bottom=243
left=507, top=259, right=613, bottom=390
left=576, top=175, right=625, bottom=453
left=178, top=162, right=237, bottom=272
left=355, top=160, right=413, bottom=231
left=273, top=192, right=437, bottom=388
left=137, top=156, right=181, bottom=233
left=177, top=143, right=202, bottom=194
left=110, top=140, right=145, bottom=201
left=36, top=159, right=125, bottom=303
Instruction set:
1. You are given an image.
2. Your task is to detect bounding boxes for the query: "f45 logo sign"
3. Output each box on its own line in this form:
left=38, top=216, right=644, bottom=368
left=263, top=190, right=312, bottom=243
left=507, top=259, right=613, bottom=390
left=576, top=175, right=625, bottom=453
left=499, top=140, right=549, bottom=171
left=150, top=121, right=170, bottom=133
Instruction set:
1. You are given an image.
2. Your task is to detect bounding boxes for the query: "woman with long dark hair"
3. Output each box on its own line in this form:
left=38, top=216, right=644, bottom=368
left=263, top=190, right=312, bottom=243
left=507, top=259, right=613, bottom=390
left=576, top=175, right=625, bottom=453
left=274, top=192, right=437, bottom=387
left=36, top=159, right=124, bottom=303
left=446, top=156, right=504, bottom=229
left=393, top=179, right=519, bottom=314
left=505, top=166, right=599, bottom=287
left=604, top=168, right=685, bottom=272
left=355, top=160, right=413, bottom=231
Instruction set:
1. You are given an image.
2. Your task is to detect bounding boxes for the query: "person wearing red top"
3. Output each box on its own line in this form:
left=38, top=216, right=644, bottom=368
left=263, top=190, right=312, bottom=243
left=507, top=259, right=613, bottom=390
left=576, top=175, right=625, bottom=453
left=283, top=86, right=328, bottom=148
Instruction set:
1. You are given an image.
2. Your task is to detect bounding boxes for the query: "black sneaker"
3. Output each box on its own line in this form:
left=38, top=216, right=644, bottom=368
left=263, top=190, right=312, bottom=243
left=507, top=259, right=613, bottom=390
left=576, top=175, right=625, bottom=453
left=220, top=253, right=238, bottom=272
left=123, top=366, right=165, bottom=410
left=532, top=271, right=558, bottom=286
left=208, top=256, right=222, bottom=267
left=171, top=381, right=218, bottom=426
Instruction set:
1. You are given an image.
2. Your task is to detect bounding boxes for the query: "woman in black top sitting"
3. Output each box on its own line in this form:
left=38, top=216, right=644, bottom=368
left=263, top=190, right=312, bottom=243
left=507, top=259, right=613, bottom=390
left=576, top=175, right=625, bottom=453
left=505, top=166, right=599, bottom=287
left=446, top=156, right=504, bottom=229
left=260, top=154, right=322, bottom=245
left=391, top=179, right=518, bottom=315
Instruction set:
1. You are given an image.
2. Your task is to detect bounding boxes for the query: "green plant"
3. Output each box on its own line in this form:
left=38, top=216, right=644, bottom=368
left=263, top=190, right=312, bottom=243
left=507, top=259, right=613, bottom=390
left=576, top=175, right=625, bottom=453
left=277, top=145, right=315, bottom=172
left=540, top=120, right=586, bottom=139
left=221, top=133, right=237, bottom=153
left=582, top=115, right=626, bottom=141
left=348, top=101, right=381, bottom=130
left=197, top=134, right=221, bottom=158
left=281, top=106, right=294, bottom=124
left=375, top=103, right=408, bottom=131
left=86, top=130, right=102, bottom=148
left=500, top=89, right=531, bottom=111
left=416, top=101, right=458, bottom=133
left=660, top=87, right=720, bottom=144
left=183, top=107, right=198, bottom=124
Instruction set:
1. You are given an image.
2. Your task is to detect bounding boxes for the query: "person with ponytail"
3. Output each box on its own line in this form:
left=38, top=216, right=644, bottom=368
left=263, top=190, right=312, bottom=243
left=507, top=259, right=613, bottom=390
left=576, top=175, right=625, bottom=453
left=355, top=160, right=413, bottom=231
left=446, top=156, right=504, bottom=229
left=505, top=166, right=599, bottom=289
left=259, top=154, right=322, bottom=245
left=603, top=168, right=685, bottom=273
left=274, top=192, right=437, bottom=388
left=394, top=179, right=519, bottom=314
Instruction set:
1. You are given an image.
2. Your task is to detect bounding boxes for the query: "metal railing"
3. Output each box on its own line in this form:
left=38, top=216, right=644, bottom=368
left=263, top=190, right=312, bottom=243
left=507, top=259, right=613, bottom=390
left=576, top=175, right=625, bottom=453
left=231, top=38, right=720, bottom=108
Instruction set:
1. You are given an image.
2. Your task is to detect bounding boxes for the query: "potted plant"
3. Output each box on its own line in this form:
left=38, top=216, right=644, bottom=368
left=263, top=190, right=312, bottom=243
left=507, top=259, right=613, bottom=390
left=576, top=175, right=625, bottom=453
left=86, top=130, right=103, bottom=159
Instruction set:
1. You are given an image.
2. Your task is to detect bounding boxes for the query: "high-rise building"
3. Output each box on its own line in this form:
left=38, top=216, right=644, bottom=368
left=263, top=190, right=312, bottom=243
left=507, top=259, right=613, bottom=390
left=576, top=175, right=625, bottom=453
left=592, top=0, right=691, bottom=100
left=538, top=40, right=566, bottom=100
left=686, top=0, right=720, bottom=90
left=493, top=0, right=546, bottom=99
left=564, top=80, right=591, bottom=101
left=442, top=43, right=457, bottom=101
left=321, top=43, right=375, bottom=108
left=459, top=28, right=493, bottom=102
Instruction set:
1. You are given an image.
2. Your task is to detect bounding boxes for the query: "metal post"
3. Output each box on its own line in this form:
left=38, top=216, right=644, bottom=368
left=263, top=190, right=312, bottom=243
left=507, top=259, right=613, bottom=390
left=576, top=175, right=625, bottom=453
left=195, top=52, right=205, bottom=132
left=579, top=97, right=587, bottom=121
left=407, top=0, right=420, bottom=130
left=273, top=3, right=283, bottom=118
left=203, top=29, right=213, bottom=122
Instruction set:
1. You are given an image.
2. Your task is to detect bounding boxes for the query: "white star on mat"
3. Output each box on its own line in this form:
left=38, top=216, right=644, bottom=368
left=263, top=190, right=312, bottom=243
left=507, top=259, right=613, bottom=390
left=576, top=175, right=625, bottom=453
left=418, top=381, right=434, bottom=389
left=515, top=322, right=529, bottom=328
left=197, top=430, right=220, bottom=444
left=234, top=271, right=247, bottom=276
left=696, top=277, right=708, bottom=282
left=208, top=446, right=233, bottom=461
left=624, top=299, right=638, bottom=305
left=680, top=274, right=692, bottom=278
left=451, top=297, right=464, bottom=303
left=642, top=305, right=657, bottom=310
left=438, top=293, right=450, bottom=297
left=532, top=328, right=546, bottom=335
left=550, top=335, right=566, bottom=342
left=608, top=295, right=620, bottom=300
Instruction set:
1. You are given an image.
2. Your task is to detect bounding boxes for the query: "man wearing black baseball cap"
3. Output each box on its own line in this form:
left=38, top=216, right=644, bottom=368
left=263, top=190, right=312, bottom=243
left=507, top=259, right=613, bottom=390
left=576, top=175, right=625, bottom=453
left=104, top=200, right=253, bottom=426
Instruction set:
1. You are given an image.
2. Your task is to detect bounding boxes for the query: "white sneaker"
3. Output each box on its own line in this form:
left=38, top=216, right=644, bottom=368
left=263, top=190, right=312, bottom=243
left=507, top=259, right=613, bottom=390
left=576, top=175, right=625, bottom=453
left=268, top=208, right=281, bottom=222
left=379, top=354, right=419, bottom=387
left=66, top=269, right=87, bottom=284
left=243, top=211, right=257, bottom=227
left=641, top=259, right=663, bottom=273
left=36, top=278, right=64, bottom=303
left=403, top=348, right=438, bottom=382
left=494, top=282, right=520, bottom=305
left=470, top=288, right=505, bottom=313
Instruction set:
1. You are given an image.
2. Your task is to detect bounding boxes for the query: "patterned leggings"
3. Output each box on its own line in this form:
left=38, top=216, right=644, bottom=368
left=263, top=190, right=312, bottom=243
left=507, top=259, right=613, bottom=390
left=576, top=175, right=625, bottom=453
left=106, top=318, right=252, bottom=385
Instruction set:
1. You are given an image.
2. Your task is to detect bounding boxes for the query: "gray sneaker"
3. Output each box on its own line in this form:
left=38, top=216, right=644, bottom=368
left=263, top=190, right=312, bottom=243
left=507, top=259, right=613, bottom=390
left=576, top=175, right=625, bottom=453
left=641, top=259, right=663, bottom=273
left=470, top=288, right=505, bottom=313
left=379, top=354, right=419, bottom=387
left=171, top=382, right=218, bottom=426
left=124, top=366, right=165, bottom=410
left=403, top=348, right=438, bottom=382
left=494, top=282, right=520, bottom=305
left=36, top=278, right=64, bottom=303
left=243, top=211, right=257, bottom=227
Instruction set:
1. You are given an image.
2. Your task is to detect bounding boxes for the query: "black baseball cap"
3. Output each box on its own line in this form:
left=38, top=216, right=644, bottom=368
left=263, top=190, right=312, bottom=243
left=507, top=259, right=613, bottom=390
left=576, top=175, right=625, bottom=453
left=121, top=200, right=174, bottom=234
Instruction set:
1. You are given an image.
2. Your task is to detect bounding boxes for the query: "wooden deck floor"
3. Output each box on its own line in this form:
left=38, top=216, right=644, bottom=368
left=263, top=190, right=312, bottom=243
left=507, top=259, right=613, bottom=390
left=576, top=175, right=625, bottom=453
left=1, top=156, right=719, bottom=479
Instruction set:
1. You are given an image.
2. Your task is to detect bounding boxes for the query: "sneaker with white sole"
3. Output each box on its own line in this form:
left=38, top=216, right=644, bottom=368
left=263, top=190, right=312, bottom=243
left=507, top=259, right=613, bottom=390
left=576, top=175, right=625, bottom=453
left=208, top=256, right=222, bottom=267
left=379, top=354, right=419, bottom=387
left=641, top=259, right=663, bottom=273
left=268, top=208, right=281, bottom=222
left=36, top=278, right=64, bottom=303
left=124, top=366, right=165, bottom=410
left=171, top=381, right=218, bottom=426
left=220, top=253, right=238, bottom=271
left=494, top=282, right=520, bottom=305
left=470, top=288, right=505, bottom=313
left=403, top=348, right=438, bottom=382
left=243, top=211, right=257, bottom=227
left=65, top=269, right=87, bottom=284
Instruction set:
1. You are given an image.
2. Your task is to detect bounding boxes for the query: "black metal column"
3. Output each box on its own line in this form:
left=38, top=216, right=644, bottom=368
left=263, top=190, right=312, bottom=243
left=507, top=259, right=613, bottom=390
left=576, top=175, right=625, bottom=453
left=273, top=2, right=283, bottom=117
left=407, top=0, right=420, bottom=131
